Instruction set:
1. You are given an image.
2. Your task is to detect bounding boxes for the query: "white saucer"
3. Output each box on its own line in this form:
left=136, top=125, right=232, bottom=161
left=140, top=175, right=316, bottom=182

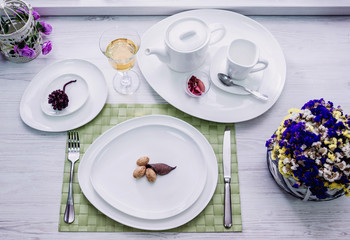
left=20, top=59, right=108, bottom=132
left=40, top=74, right=89, bottom=117
left=210, top=46, right=264, bottom=95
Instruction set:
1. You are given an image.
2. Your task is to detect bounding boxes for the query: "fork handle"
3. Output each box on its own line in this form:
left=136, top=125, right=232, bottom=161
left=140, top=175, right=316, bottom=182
left=64, top=162, right=75, bottom=223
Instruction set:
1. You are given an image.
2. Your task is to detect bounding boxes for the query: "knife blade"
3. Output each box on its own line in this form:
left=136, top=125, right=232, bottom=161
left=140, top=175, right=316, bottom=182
left=223, top=126, right=232, bottom=228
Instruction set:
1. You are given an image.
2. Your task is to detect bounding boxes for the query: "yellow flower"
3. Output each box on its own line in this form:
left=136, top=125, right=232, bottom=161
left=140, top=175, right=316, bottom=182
left=327, top=152, right=335, bottom=161
left=288, top=108, right=301, bottom=114
left=333, top=110, right=342, bottom=119
left=343, top=130, right=350, bottom=139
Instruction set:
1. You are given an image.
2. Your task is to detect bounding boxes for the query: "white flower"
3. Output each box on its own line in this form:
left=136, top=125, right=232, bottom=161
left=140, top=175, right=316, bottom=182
left=326, top=158, right=334, bottom=164
left=291, top=164, right=299, bottom=171
left=312, top=141, right=322, bottom=148
left=336, top=161, right=346, bottom=171
left=324, top=163, right=332, bottom=170
left=341, top=143, right=350, bottom=158
left=290, top=112, right=300, bottom=121
left=302, top=109, right=314, bottom=120
left=300, top=144, right=307, bottom=150
left=315, top=158, right=322, bottom=165
left=283, top=158, right=291, bottom=164
left=324, top=171, right=340, bottom=182
left=318, top=169, right=324, bottom=176
left=282, top=166, right=288, bottom=174
left=319, top=147, right=328, bottom=156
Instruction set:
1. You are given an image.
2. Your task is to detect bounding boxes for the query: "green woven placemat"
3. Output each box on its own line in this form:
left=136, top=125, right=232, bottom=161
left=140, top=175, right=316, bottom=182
left=58, top=104, right=242, bottom=232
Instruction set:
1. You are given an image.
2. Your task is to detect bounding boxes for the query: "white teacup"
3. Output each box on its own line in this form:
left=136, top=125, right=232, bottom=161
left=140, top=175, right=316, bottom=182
left=226, top=39, right=268, bottom=80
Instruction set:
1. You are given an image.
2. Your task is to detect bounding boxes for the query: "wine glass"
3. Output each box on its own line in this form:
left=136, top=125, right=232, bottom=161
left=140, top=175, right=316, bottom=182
left=99, top=26, right=141, bottom=95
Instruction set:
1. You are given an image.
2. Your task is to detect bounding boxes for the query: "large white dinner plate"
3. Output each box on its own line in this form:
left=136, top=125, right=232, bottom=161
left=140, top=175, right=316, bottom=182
left=20, top=59, right=108, bottom=132
left=89, top=115, right=207, bottom=220
left=78, top=115, right=218, bottom=230
left=138, top=9, right=286, bottom=123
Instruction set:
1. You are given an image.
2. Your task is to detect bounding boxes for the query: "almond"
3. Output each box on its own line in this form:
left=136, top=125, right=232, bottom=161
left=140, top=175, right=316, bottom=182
left=133, top=166, right=146, bottom=178
left=146, top=168, right=157, bottom=182
left=136, top=156, right=150, bottom=166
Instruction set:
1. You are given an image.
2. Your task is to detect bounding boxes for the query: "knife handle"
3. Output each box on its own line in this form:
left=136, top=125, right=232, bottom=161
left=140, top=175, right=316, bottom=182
left=224, top=180, right=232, bottom=228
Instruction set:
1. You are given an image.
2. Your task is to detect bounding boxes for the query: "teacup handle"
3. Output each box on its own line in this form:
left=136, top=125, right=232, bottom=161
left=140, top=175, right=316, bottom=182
left=250, top=58, right=269, bottom=73
left=208, top=23, right=226, bottom=45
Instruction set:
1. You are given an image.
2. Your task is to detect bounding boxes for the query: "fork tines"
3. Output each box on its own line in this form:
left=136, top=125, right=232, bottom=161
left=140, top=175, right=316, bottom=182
left=68, top=131, right=80, bottom=151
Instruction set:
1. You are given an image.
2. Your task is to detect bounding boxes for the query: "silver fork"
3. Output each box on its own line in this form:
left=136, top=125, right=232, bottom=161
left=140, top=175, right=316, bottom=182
left=64, top=131, right=80, bottom=224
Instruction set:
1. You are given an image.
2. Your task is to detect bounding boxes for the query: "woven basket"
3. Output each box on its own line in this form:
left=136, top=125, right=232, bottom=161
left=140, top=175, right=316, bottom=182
left=267, top=149, right=346, bottom=201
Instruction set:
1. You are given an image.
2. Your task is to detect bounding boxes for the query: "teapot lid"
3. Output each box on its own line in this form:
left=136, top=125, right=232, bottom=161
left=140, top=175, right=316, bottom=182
left=166, top=18, right=208, bottom=52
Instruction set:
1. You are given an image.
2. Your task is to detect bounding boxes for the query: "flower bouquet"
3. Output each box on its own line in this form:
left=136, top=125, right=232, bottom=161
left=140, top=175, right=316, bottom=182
left=266, top=99, right=350, bottom=201
left=0, top=0, right=52, bottom=63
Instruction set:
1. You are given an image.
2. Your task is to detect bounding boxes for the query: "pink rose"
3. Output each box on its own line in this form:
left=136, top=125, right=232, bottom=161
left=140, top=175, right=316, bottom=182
left=42, top=41, right=52, bottom=55
left=18, top=46, right=36, bottom=58
left=39, top=21, right=53, bottom=35
left=32, top=10, right=40, bottom=20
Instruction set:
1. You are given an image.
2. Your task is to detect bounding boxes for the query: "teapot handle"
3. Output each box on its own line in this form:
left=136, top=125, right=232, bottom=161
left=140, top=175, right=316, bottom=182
left=208, top=23, right=226, bottom=45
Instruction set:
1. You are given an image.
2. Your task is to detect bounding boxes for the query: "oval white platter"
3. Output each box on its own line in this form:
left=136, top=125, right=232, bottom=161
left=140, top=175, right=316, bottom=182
left=138, top=9, right=286, bottom=123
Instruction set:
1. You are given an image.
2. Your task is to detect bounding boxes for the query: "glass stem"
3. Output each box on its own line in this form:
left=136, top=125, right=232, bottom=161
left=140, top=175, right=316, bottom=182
left=120, top=71, right=131, bottom=87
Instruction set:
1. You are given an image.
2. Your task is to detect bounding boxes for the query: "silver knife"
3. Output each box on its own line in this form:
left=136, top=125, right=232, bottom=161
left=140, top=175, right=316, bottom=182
left=223, top=126, right=232, bottom=228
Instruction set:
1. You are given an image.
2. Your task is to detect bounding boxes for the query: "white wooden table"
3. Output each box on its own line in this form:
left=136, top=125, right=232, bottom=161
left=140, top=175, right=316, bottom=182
left=1, top=14, right=350, bottom=239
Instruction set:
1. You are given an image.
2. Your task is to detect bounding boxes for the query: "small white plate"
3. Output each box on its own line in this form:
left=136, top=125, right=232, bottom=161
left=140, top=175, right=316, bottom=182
left=210, top=46, right=264, bottom=95
left=40, top=74, right=89, bottom=117
left=20, top=59, right=108, bottom=132
left=89, top=115, right=207, bottom=220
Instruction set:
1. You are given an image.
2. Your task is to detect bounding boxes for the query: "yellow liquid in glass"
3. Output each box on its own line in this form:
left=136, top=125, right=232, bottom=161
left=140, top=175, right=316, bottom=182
left=106, top=38, right=138, bottom=71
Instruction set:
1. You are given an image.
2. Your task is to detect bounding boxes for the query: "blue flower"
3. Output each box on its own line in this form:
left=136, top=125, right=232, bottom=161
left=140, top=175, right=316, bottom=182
left=267, top=98, right=350, bottom=199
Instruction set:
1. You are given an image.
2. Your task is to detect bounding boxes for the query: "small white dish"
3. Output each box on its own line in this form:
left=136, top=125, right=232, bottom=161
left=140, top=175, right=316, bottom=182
left=40, top=74, right=89, bottom=117
left=184, top=70, right=211, bottom=98
left=20, top=59, right=108, bottom=132
left=210, top=46, right=264, bottom=95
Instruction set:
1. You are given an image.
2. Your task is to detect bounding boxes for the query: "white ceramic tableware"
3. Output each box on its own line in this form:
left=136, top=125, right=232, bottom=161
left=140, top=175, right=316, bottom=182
left=184, top=70, right=211, bottom=97
left=40, top=74, right=89, bottom=117
left=145, top=17, right=225, bottom=72
left=226, top=39, right=269, bottom=80
left=210, top=46, right=263, bottom=95
left=78, top=115, right=218, bottom=230
left=20, top=59, right=108, bottom=132
left=89, top=115, right=208, bottom=220
left=138, top=9, right=286, bottom=123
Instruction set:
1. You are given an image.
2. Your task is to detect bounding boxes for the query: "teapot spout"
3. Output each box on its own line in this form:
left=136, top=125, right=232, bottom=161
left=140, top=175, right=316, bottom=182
left=145, top=48, right=170, bottom=64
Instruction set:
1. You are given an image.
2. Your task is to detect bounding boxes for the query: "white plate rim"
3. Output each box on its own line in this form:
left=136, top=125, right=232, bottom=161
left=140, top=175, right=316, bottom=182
left=19, top=59, right=108, bottom=132
left=88, top=116, right=208, bottom=220
left=138, top=9, right=286, bottom=123
left=78, top=115, right=218, bottom=230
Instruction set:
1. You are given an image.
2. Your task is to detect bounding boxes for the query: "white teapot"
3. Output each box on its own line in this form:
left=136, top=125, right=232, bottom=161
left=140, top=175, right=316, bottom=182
left=145, top=18, right=225, bottom=72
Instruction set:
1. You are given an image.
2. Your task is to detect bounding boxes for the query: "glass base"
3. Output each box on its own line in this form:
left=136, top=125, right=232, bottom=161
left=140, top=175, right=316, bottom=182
left=113, top=70, right=140, bottom=95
